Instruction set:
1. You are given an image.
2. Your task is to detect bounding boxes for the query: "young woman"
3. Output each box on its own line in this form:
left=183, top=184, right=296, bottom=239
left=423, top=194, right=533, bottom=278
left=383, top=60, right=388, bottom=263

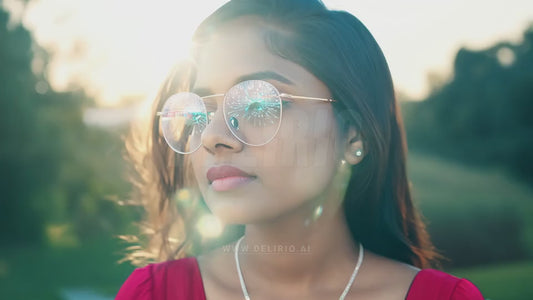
left=116, top=0, right=484, bottom=299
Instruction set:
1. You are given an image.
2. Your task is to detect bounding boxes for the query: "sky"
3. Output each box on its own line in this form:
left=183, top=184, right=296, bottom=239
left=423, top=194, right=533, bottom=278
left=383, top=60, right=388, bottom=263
left=3, top=0, right=533, bottom=106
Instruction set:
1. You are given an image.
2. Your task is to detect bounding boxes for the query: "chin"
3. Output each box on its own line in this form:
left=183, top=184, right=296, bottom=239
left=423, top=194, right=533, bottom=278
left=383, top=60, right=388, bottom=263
left=208, top=204, right=280, bottom=225
left=210, top=208, right=261, bottom=225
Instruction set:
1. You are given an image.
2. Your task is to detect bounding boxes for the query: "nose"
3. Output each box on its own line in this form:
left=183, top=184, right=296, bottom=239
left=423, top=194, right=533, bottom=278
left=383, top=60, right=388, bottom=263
left=200, top=106, right=244, bottom=155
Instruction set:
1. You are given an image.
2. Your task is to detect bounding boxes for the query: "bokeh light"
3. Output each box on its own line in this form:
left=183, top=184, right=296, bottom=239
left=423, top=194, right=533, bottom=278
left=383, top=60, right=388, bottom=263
left=196, top=214, right=223, bottom=238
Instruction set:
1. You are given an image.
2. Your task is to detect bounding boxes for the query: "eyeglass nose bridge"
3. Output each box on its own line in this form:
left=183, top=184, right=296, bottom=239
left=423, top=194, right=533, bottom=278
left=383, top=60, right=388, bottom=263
left=199, top=98, right=246, bottom=153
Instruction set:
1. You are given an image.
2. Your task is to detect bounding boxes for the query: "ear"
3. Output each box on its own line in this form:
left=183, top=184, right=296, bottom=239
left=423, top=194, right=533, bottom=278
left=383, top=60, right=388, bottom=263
left=343, top=126, right=365, bottom=165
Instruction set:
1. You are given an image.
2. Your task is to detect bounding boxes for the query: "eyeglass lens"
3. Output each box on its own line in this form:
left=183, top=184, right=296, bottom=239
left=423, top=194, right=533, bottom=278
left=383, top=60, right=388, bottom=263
left=159, top=80, right=282, bottom=154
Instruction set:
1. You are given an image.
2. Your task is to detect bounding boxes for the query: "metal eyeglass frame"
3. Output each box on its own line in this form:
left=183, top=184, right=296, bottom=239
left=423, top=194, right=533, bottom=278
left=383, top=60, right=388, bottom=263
left=156, top=80, right=336, bottom=154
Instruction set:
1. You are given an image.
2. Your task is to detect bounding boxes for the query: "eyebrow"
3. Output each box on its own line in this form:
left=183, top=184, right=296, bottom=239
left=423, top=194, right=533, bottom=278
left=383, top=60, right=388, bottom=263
left=192, top=71, right=294, bottom=96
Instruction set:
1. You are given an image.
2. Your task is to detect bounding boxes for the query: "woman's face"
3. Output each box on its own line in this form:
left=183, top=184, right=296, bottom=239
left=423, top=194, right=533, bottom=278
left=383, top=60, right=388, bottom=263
left=189, top=18, right=346, bottom=224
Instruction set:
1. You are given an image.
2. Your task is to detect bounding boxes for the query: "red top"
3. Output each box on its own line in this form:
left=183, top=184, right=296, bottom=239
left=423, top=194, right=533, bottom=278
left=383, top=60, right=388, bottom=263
left=116, top=257, right=484, bottom=300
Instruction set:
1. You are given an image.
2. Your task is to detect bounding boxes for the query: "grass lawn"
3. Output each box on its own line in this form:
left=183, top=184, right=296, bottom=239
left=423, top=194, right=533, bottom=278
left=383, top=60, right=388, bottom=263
left=407, top=151, right=533, bottom=299
left=407, top=151, right=533, bottom=254
left=0, top=237, right=135, bottom=300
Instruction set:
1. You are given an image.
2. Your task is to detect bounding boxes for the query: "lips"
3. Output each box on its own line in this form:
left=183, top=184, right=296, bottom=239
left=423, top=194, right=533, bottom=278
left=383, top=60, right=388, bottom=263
left=206, top=165, right=257, bottom=192
left=206, top=165, right=256, bottom=184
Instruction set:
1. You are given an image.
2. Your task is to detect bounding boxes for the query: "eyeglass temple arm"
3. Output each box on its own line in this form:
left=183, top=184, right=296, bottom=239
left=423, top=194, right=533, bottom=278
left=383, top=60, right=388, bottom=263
left=279, top=93, right=336, bottom=103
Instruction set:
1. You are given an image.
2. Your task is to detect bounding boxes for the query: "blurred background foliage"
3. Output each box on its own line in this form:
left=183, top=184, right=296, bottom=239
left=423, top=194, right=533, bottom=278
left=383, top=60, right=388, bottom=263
left=0, top=7, right=135, bottom=248
left=401, top=25, right=533, bottom=272
left=403, top=28, right=533, bottom=182
left=0, top=4, right=532, bottom=300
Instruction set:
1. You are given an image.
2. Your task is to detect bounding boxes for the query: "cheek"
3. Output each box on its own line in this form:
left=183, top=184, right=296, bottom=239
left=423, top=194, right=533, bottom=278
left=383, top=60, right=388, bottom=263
left=276, top=105, right=339, bottom=167
left=257, top=106, right=341, bottom=200
left=190, top=153, right=208, bottom=194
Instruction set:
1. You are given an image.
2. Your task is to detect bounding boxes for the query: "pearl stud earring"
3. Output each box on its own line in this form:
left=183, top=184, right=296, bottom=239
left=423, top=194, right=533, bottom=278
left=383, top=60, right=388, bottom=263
left=355, top=149, right=363, bottom=157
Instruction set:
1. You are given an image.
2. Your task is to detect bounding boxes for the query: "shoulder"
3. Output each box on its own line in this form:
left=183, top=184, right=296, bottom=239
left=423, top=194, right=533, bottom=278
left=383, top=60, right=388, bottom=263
left=115, top=263, right=154, bottom=300
left=406, top=269, right=484, bottom=300
left=115, top=257, right=205, bottom=300
left=358, top=250, right=421, bottom=299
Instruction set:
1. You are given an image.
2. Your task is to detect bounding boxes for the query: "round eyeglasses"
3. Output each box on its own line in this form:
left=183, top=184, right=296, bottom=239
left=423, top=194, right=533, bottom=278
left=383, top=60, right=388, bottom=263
left=157, top=80, right=335, bottom=154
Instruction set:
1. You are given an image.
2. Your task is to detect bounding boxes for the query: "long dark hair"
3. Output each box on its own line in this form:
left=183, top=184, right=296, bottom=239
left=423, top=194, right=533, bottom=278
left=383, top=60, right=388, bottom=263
left=122, top=0, right=440, bottom=268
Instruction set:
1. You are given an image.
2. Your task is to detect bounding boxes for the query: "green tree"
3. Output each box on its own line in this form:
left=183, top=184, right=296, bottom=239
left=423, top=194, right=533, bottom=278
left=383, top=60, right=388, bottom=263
left=0, top=7, right=133, bottom=246
left=0, top=8, right=61, bottom=245
left=403, top=24, right=533, bottom=182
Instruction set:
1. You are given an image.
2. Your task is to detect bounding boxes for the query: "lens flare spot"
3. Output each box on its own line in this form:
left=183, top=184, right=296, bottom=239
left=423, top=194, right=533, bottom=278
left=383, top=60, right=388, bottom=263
left=497, top=47, right=515, bottom=67
left=196, top=214, right=223, bottom=238
left=177, top=189, right=191, bottom=201
left=175, top=188, right=193, bottom=207
left=313, top=205, right=323, bottom=220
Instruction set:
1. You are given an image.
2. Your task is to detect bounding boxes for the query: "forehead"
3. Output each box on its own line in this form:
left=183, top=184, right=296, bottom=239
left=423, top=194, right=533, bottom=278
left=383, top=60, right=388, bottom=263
left=192, top=18, right=319, bottom=90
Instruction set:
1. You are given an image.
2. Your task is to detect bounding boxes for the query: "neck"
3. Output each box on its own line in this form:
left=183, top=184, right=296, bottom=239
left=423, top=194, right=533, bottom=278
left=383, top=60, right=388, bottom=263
left=232, top=159, right=361, bottom=296
left=237, top=190, right=360, bottom=293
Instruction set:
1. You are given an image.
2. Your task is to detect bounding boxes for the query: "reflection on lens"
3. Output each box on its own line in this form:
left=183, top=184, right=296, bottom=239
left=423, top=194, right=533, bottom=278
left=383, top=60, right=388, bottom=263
left=160, top=92, right=207, bottom=154
left=224, top=80, right=282, bottom=146
left=229, top=116, right=239, bottom=129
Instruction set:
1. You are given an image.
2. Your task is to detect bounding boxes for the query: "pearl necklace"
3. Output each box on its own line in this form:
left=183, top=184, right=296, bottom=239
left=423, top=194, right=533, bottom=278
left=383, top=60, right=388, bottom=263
left=234, top=236, right=364, bottom=300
